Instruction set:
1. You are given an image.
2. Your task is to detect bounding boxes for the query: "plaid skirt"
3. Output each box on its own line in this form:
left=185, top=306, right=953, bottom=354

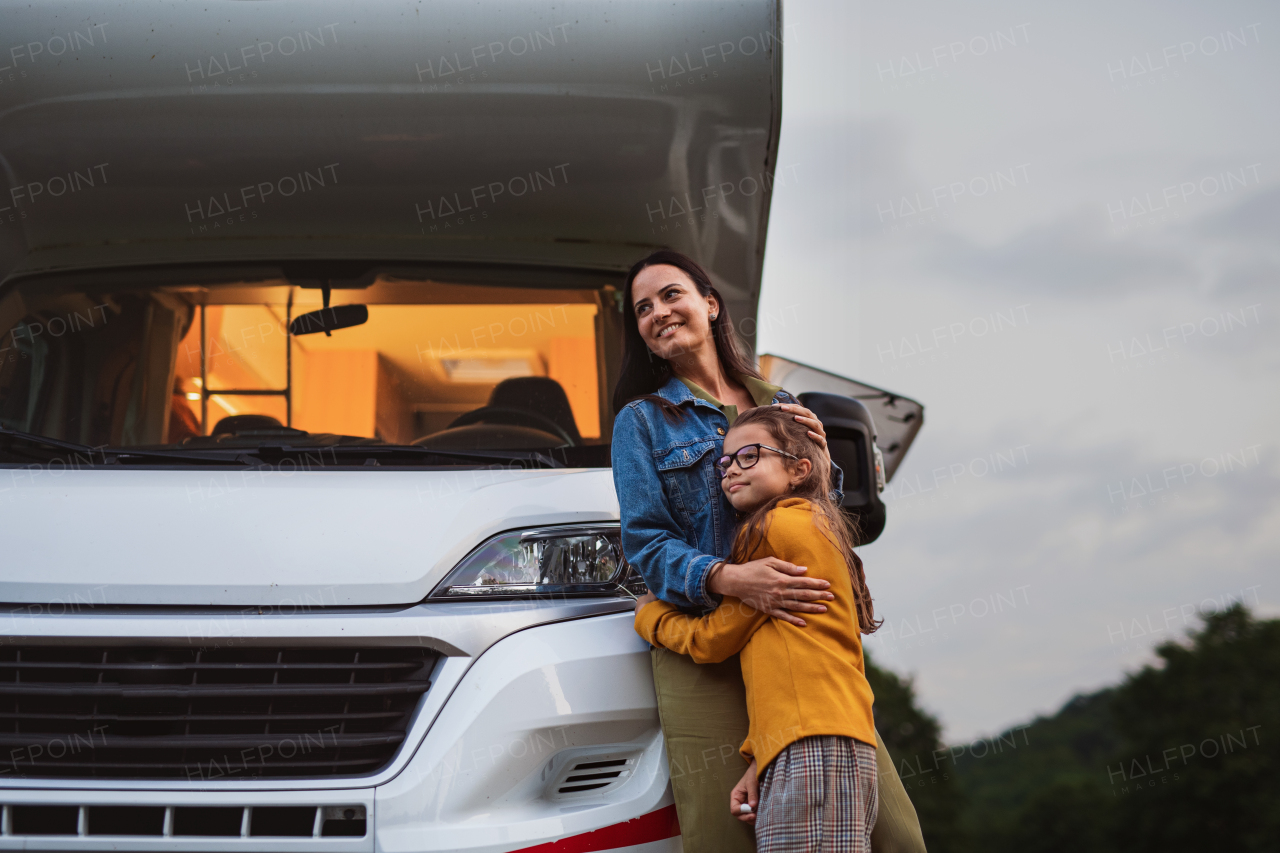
left=756, top=735, right=878, bottom=853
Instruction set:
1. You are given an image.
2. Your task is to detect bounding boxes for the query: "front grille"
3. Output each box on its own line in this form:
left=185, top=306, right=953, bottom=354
left=0, top=646, right=436, bottom=779
left=0, top=804, right=367, bottom=837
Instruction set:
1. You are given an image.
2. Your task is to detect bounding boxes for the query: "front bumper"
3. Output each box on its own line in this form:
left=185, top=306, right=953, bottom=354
left=0, top=602, right=678, bottom=852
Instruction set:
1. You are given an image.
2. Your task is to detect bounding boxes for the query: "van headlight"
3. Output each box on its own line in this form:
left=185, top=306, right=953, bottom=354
left=430, top=525, right=644, bottom=599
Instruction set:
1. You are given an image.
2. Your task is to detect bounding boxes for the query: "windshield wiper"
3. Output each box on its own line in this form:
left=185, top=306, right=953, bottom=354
left=245, top=444, right=563, bottom=469
left=0, top=428, right=248, bottom=467
left=0, top=428, right=101, bottom=464
left=1, top=427, right=561, bottom=469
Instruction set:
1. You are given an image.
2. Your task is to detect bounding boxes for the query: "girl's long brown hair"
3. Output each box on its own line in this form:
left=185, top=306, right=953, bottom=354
left=726, top=407, right=882, bottom=635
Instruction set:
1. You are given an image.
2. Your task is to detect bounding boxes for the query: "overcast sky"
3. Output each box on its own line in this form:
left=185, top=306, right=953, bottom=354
left=758, top=0, right=1279, bottom=742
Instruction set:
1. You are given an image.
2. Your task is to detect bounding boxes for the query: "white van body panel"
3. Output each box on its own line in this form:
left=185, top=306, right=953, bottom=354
left=0, top=468, right=617, bottom=606
left=376, top=614, right=676, bottom=853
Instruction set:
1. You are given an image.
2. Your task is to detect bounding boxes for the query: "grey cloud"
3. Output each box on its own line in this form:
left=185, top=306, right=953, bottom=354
left=920, top=213, right=1194, bottom=296
left=1187, top=185, right=1280, bottom=241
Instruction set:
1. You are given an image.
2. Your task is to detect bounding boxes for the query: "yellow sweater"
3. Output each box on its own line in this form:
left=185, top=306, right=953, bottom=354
left=634, top=498, right=877, bottom=776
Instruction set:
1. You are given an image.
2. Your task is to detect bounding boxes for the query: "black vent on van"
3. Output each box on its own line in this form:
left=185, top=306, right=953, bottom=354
left=0, top=646, right=436, bottom=779
left=558, top=758, right=630, bottom=793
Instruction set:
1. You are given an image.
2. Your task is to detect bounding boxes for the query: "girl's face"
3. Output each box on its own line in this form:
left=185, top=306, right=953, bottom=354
left=719, top=422, right=810, bottom=512
left=631, top=264, right=719, bottom=362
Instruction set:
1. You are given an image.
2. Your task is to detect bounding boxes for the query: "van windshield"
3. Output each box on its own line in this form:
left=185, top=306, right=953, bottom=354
left=0, top=276, right=616, bottom=466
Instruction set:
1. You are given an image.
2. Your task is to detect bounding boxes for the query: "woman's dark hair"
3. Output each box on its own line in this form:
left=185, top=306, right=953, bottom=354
left=611, top=249, right=762, bottom=418
left=726, top=406, right=881, bottom=635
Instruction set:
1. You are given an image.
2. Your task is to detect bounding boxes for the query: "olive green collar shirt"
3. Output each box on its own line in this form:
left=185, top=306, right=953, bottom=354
left=676, top=375, right=782, bottom=426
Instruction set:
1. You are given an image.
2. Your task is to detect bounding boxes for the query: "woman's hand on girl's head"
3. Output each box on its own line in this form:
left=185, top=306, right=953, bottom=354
left=777, top=403, right=828, bottom=452
left=708, top=558, right=834, bottom=627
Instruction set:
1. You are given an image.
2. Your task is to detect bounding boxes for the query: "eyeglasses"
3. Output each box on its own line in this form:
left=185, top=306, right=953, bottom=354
left=715, top=443, right=798, bottom=478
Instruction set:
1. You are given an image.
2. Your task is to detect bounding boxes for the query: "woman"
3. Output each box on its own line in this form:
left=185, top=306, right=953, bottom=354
left=611, top=250, right=926, bottom=853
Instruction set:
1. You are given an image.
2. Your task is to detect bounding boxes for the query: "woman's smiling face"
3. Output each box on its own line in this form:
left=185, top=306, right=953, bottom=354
left=631, top=263, right=719, bottom=362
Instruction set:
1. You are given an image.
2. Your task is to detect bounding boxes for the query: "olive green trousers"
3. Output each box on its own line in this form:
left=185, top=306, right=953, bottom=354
left=651, top=647, right=926, bottom=853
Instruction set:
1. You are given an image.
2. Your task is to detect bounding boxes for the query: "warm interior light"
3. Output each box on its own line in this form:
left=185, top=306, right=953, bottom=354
left=171, top=299, right=602, bottom=440
left=439, top=354, right=542, bottom=383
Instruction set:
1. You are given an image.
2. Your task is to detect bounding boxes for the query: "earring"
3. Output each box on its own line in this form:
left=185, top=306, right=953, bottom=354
left=710, top=313, right=717, bottom=320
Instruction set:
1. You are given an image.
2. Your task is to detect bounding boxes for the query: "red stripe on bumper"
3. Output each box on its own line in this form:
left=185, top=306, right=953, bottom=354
left=509, top=805, right=681, bottom=853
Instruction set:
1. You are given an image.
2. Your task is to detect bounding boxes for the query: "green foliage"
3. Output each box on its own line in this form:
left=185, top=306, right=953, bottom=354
left=1108, top=605, right=1280, bottom=851
left=953, top=688, right=1120, bottom=849
left=943, top=604, right=1279, bottom=853
left=865, top=654, right=966, bottom=853
left=1000, top=781, right=1117, bottom=853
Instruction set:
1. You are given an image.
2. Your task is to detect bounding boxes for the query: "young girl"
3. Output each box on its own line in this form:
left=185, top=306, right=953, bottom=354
left=634, top=405, right=881, bottom=853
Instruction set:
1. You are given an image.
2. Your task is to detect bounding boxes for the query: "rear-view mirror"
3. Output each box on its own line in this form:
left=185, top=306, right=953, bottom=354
left=289, top=304, right=369, bottom=336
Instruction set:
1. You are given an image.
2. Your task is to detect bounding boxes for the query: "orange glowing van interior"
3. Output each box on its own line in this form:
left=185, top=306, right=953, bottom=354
left=0, top=274, right=618, bottom=452
left=172, top=280, right=607, bottom=445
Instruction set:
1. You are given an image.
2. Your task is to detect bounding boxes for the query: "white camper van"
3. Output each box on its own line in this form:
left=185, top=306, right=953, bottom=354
left=0, top=2, right=922, bottom=851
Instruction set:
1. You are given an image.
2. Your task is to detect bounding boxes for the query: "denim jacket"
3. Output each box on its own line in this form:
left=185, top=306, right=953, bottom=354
left=611, top=375, right=842, bottom=611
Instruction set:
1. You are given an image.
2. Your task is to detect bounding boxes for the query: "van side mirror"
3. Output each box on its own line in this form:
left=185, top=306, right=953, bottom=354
left=797, top=392, right=886, bottom=546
